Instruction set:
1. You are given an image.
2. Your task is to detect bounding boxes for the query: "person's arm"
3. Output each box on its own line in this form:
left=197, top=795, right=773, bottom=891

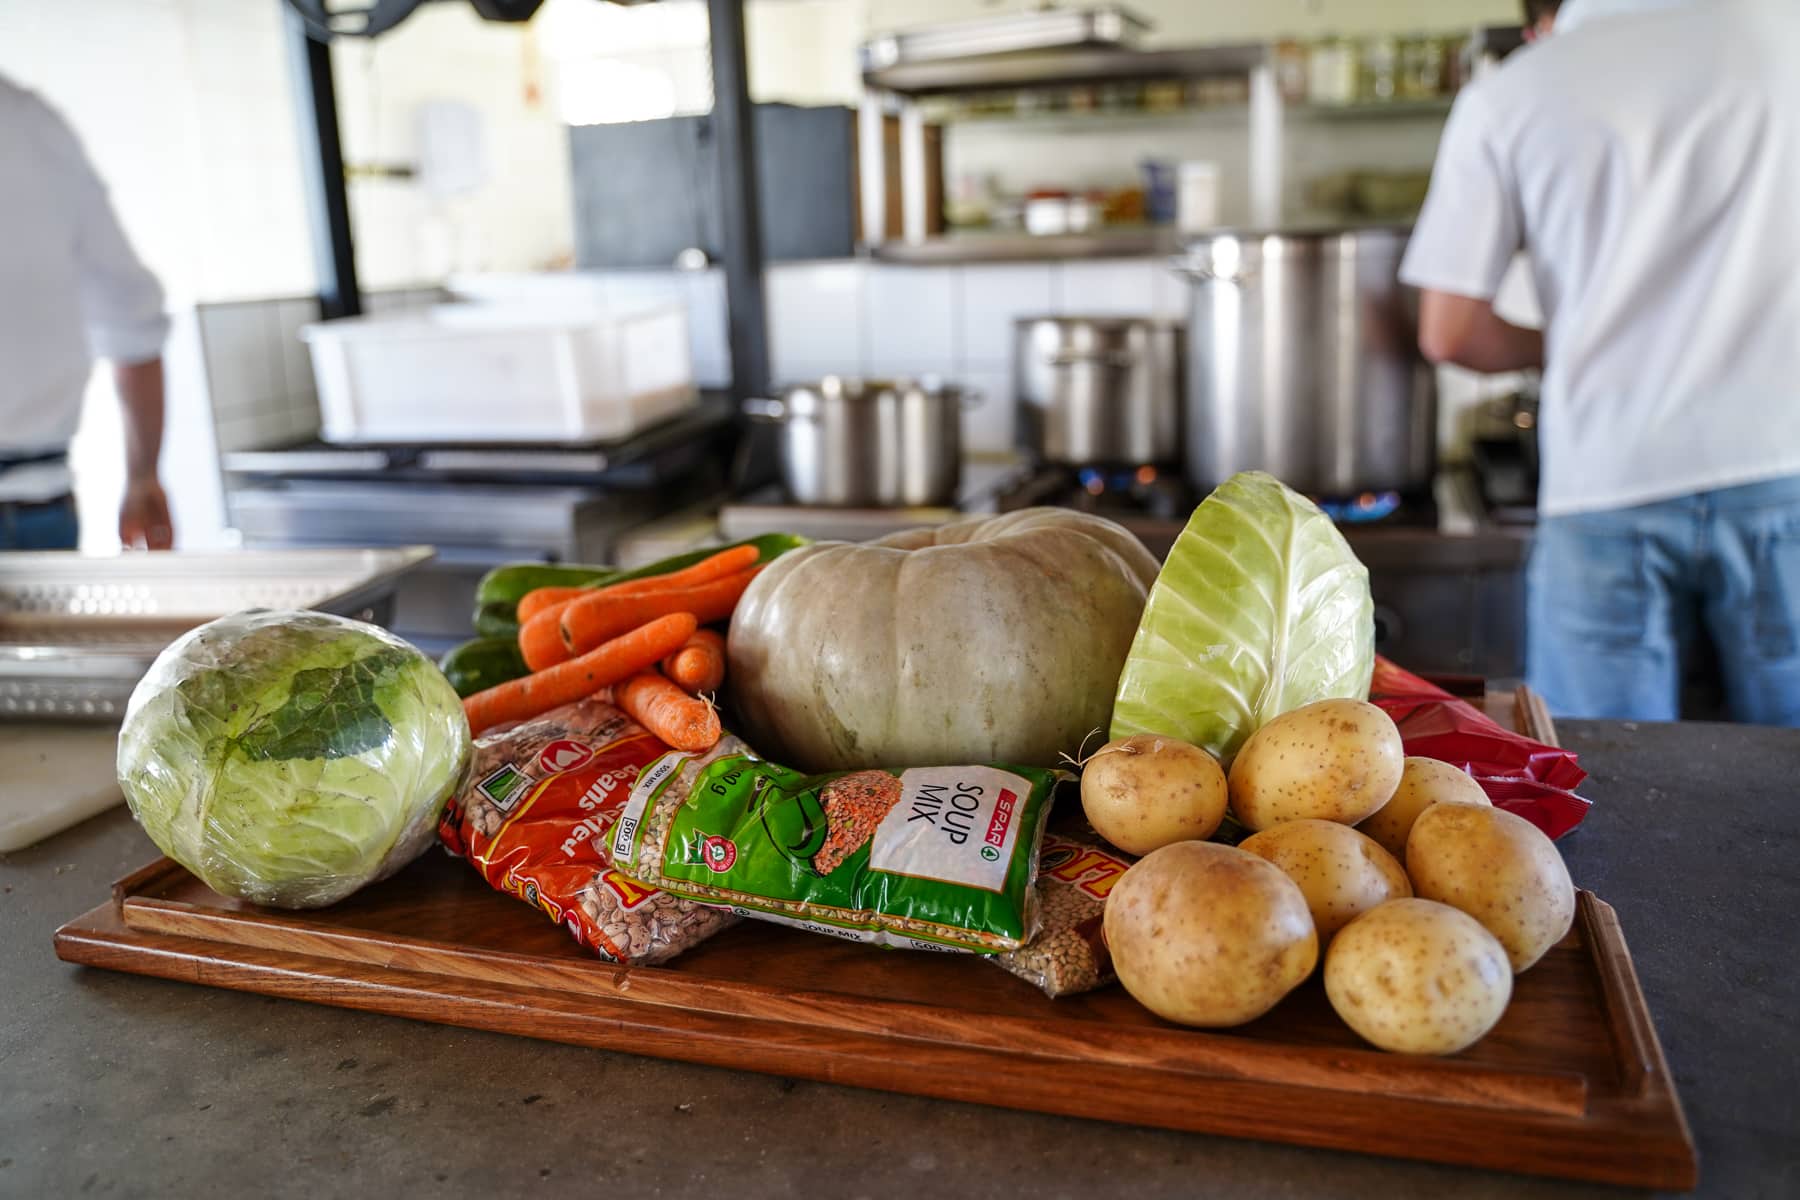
left=115, top=357, right=172, bottom=550
left=1398, top=86, right=1540, bottom=372
left=1418, top=290, right=1544, bottom=373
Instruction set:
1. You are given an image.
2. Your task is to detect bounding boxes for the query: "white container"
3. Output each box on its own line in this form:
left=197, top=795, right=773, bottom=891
left=1177, top=162, right=1222, bottom=234
left=302, top=302, right=697, bottom=444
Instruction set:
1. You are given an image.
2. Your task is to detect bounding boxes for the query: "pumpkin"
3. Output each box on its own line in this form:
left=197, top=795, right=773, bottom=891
left=726, top=508, right=1161, bottom=772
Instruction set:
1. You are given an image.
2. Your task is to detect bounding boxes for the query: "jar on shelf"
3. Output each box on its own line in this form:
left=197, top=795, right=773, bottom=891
left=1307, top=35, right=1358, bottom=106
left=1399, top=35, right=1447, bottom=100
left=1273, top=39, right=1310, bottom=103
left=1362, top=35, right=1399, bottom=103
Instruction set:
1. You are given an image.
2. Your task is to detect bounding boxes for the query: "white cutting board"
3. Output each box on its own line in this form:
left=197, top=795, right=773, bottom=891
left=0, top=722, right=126, bottom=852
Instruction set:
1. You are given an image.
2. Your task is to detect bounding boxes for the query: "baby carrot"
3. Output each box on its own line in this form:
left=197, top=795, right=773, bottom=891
left=559, top=565, right=762, bottom=657
left=517, top=586, right=591, bottom=624
left=518, top=602, right=575, bottom=672
left=465, top=612, right=698, bottom=736
left=615, top=669, right=722, bottom=752
left=661, top=628, right=726, bottom=694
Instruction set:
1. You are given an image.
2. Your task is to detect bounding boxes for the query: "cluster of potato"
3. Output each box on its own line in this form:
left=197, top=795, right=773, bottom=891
left=1083, top=699, right=1575, bottom=1056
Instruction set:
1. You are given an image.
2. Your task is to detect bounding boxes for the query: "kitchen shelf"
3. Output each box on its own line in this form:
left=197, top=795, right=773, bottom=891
left=928, top=97, right=1454, bottom=130
left=872, top=228, right=1180, bottom=264
left=863, top=43, right=1268, bottom=97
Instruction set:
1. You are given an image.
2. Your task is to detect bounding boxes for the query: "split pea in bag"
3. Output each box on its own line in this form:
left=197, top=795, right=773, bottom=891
left=613, top=750, right=1061, bottom=952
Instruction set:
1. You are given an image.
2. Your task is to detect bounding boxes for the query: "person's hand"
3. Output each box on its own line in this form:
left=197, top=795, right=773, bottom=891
left=119, top=477, right=173, bottom=550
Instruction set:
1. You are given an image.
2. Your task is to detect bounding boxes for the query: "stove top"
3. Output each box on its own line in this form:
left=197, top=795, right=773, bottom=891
left=996, top=466, right=1438, bottom=529
left=719, top=461, right=1441, bottom=550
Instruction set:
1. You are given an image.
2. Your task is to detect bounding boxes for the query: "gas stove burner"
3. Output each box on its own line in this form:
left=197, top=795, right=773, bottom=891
left=1068, top=465, right=1193, bottom=521
left=1314, top=490, right=1404, bottom=524
left=1076, top=464, right=1164, bottom=494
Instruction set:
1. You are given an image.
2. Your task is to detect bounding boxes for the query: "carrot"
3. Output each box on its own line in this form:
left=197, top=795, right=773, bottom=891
left=518, top=602, right=575, bottom=672
left=600, top=544, right=759, bottom=600
left=465, top=612, right=698, bottom=736
left=615, top=670, right=721, bottom=752
left=560, top=565, right=762, bottom=657
left=517, top=586, right=590, bottom=624
left=661, top=628, right=726, bottom=694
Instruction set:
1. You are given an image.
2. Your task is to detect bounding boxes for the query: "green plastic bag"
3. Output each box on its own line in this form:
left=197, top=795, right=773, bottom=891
left=613, top=739, right=1059, bottom=953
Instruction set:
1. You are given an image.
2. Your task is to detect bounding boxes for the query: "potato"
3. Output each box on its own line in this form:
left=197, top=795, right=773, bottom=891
left=1239, top=819, right=1411, bottom=941
left=1406, top=803, right=1576, bottom=973
left=1325, top=898, right=1513, bottom=1055
left=1081, top=734, right=1228, bottom=855
left=1358, top=756, right=1491, bottom=860
left=1104, top=840, right=1317, bottom=1027
left=1226, top=698, right=1405, bottom=832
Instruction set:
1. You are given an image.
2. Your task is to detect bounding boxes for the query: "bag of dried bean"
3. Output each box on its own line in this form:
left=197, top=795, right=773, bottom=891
left=612, top=753, right=1062, bottom=953
left=993, top=825, right=1132, bottom=997
left=439, top=698, right=739, bottom=965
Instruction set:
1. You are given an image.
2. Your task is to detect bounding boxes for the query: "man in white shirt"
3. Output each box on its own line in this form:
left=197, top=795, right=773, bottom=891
left=0, top=74, right=172, bottom=551
left=1401, top=0, right=1800, bottom=724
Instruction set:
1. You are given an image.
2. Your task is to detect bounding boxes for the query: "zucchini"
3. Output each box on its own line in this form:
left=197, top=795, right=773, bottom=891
left=475, top=563, right=618, bottom=610
left=439, top=637, right=530, bottom=698
left=472, top=602, right=523, bottom=640
left=468, top=533, right=812, bottom=635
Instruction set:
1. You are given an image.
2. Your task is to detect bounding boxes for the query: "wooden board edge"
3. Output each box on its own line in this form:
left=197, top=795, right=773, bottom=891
left=1513, top=685, right=1560, bottom=747
left=50, top=904, right=1702, bottom=1193
left=110, top=857, right=187, bottom=903
left=113, top=892, right=1588, bottom=1119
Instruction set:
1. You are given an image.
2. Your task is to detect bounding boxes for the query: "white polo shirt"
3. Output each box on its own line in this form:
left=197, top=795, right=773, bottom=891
left=0, top=77, right=169, bottom=501
left=1400, top=0, right=1800, bottom=517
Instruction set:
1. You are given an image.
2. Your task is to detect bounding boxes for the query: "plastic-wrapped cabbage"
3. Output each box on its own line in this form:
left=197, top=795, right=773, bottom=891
left=118, top=610, right=471, bottom=908
left=1110, top=471, right=1374, bottom=764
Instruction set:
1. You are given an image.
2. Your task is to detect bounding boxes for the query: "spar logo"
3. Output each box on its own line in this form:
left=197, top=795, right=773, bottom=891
left=537, top=739, right=595, bottom=775
left=701, top=835, right=737, bottom=872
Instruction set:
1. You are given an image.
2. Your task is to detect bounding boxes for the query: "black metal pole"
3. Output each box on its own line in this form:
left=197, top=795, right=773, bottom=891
left=285, top=5, right=361, bottom=319
left=706, top=0, right=769, bottom=401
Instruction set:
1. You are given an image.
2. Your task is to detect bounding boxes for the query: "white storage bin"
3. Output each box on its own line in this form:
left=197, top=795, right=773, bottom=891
left=302, top=302, right=697, bottom=444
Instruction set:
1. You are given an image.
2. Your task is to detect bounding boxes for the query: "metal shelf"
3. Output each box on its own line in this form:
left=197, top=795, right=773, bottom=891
left=925, top=97, right=1455, bottom=131
left=862, top=43, right=1268, bottom=98
left=872, top=228, right=1179, bottom=265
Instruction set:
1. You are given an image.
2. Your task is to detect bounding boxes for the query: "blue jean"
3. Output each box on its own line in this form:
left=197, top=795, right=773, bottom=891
left=0, top=494, right=79, bottom=550
left=1527, top=475, right=1800, bottom=724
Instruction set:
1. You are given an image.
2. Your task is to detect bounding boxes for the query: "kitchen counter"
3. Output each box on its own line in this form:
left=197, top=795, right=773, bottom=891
left=4, top=719, right=1795, bottom=1199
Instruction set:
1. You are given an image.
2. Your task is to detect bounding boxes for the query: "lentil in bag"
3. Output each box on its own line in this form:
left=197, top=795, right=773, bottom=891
left=993, top=826, right=1131, bottom=997
left=439, top=698, right=739, bottom=965
left=613, top=752, right=1060, bottom=952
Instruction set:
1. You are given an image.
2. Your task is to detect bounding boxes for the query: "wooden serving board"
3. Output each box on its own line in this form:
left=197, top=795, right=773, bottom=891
left=52, top=685, right=1692, bottom=1189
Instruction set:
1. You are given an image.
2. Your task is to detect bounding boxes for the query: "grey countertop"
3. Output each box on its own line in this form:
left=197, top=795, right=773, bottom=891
left=3, top=719, right=1796, bottom=1199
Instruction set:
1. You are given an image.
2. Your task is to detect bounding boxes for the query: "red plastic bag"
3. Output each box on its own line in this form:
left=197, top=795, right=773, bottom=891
left=1369, top=658, right=1591, bottom=839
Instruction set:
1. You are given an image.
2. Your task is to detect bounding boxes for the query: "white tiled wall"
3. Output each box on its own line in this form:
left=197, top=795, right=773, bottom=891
left=198, top=298, right=320, bottom=456
left=196, top=287, right=444, bottom=455
left=864, top=266, right=960, bottom=378
left=765, top=261, right=868, bottom=383
left=959, top=263, right=1055, bottom=363
left=761, top=259, right=1180, bottom=452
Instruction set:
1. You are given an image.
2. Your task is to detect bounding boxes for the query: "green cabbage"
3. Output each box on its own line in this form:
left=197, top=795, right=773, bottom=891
left=1109, top=471, right=1374, bottom=763
left=118, top=610, right=471, bottom=908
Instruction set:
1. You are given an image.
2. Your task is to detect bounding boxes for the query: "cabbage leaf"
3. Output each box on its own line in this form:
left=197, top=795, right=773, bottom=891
left=1109, top=471, right=1374, bottom=762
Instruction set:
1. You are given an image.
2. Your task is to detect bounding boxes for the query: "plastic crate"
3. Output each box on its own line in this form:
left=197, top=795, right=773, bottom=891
left=302, top=303, right=697, bottom=444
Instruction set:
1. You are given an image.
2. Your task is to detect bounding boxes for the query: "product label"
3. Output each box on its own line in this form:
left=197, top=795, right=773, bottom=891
left=645, top=756, right=1061, bottom=951
left=1037, top=836, right=1131, bottom=900
left=610, top=751, right=691, bottom=862
left=868, top=766, right=1033, bottom=893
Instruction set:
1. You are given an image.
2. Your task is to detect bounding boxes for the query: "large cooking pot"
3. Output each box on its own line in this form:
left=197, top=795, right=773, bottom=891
left=746, top=376, right=964, bottom=507
left=1014, top=316, right=1183, bottom=466
left=1172, top=224, right=1435, bottom=495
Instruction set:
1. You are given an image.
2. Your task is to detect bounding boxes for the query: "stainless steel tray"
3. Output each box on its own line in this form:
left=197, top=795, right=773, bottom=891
left=860, top=6, right=1148, bottom=71
left=0, top=547, right=433, bottom=721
